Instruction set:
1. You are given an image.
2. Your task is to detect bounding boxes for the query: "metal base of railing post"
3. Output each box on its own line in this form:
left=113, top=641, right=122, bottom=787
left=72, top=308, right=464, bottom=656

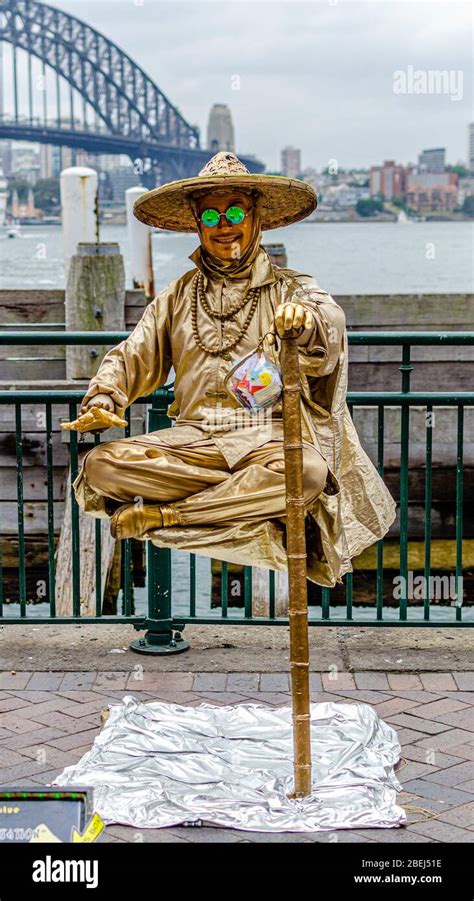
left=130, top=628, right=189, bottom=655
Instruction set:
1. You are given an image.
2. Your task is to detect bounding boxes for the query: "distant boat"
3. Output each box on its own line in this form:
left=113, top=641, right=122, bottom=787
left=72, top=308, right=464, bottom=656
left=397, top=210, right=411, bottom=224
left=6, top=222, right=21, bottom=238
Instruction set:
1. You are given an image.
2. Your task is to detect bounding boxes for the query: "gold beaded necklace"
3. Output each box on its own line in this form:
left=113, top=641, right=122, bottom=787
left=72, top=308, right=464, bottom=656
left=191, top=271, right=261, bottom=356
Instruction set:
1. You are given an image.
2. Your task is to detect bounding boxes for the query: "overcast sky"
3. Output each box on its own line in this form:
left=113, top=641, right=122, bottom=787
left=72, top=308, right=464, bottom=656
left=28, top=0, right=474, bottom=170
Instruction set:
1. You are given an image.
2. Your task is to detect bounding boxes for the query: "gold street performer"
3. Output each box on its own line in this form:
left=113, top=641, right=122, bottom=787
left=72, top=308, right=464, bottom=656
left=72, top=151, right=397, bottom=587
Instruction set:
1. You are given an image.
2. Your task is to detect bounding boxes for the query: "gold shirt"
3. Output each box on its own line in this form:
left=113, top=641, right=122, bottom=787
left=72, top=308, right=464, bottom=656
left=78, top=245, right=397, bottom=587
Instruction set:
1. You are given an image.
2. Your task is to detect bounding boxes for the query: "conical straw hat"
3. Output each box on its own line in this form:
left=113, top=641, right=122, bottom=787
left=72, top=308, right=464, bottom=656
left=133, top=151, right=317, bottom=233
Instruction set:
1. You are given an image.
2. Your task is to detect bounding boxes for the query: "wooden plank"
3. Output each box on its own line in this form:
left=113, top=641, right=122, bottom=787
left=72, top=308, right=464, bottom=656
left=0, top=465, right=66, bottom=500
left=347, top=362, right=474, bottom=392
left=54, top=464, right=116, bottom=617
left=0, top=431, right=70, bottom=467
left=0, top=361, right=66, bottom=380
left=252, top=568, right=289, bottom=616
left=337, top=294, right=473, bottom=326
left=0, top=289, right=147, bottom=328
left=0, top=501, right=65, bottom=533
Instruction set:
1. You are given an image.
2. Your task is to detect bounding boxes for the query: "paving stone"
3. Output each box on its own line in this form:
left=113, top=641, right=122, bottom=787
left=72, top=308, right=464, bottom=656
left=401, top=745, right=465, bottom=768
left=415, top=729, right=474, bottom=751
left=429, top=709, right=474, bottom=732
left=447, top=743, right=474, bottom=761
left=0, top=759, right=69, bottom=782
left=348, top=827, right=432, bottom=843
left=57, top=700, right=112, bottom=719
left=453, top=779, right=474, bottom=793
left=396, top=728, right=429, bottom=745
left=408, top=698, right=470, bottom=719
left=397, top=761, right=441, bottom=781
left=57, top=690, right=109, bottom=703
left=258, top=674, right=289, bottom=692
left=420, top=673, right=458, bottom=691
left=309, top=692, right=357, bottom=705
left=452, top=673, right=474, bottom=691
left=245, top=692, right=291, bottom=707
left=0, top=747, right=35, bottom=768
left=93, top=672, right=131, bottom=690
left=309, top=674, right=323, bottom=691
left=188, top=692, right=256, bottom=706
left=58, top=673, right=96, bottom=691
left=421, top=762, right=474, bottom=787
left=16, top=744, right=83, bottom=769
left=9, top=690, right=60, bottom=704
left=150, top=691, right=214, bottom=705
left=402, top=778, right=473, bottom=805
left=105, top=824, right=191, bottom=843
left=28, top=768, right=67, bottom=785
left=386, top=713, right=453, bottom=735
left=321, top=672, right=356, bottom=691
left=225, top=673, right=260, bottom=692
left=372, top=697, right=423, bottom=718
left=14, top=698, right=80, bottom=719
left=0, top=673, right=33, bottom=690
left=391, top=691, right=443, bottom=702
left=46, top=727, right=102, bottom=751
left=157, top=825, right=248, bottom=843
left=0, top=697, right=32, bottom=713
left=409, top=819, right=474, bottom=842
left=22, top=711, right=99, bottom=733
left=0, top=713, right=43, bottom=734
left=0, top=727, right=67, bottom=751
left=332, top=689, right=393, bottom=705
left=354, top=673, right=390, bottom=690
left=25, top=673, right=64, bottom=691
left=436, top=801, right=474, bottom=828
left=189, top=674, right=227, bottom=692
left=387, top=674, right=423, bottom=690
left=131, top=673, right=195, bottom=692
left=441, top=691, right=474, bottom=704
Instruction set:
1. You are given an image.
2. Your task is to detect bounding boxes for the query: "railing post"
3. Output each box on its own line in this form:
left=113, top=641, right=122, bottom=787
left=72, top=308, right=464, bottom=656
left=129, top=388, right=189, bottom=655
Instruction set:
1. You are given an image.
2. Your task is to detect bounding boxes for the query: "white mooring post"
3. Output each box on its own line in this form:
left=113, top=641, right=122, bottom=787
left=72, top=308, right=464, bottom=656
left=126, top=186, right=155, bottom=301
left=60, top=166, right=99, bottom=282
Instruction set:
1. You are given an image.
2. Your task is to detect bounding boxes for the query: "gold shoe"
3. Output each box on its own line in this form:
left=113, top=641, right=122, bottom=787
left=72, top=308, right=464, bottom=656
left=110, top=503, right=180, bottom=539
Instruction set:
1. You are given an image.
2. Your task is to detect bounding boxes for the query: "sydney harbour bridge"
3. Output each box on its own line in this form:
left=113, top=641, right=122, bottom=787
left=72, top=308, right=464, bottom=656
left=0, top=0, right=264, bottom=187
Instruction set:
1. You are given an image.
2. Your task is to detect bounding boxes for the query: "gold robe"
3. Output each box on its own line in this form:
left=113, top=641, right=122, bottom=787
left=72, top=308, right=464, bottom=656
left=74, top=246, right=397, bottom=587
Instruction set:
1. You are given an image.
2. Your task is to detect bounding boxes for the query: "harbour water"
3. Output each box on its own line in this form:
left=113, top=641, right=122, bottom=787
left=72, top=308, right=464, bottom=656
left=0, top=220, right=473, bottom=294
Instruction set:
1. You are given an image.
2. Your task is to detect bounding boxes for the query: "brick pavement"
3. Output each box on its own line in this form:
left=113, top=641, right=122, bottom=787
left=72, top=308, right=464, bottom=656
left=0, top=670, right=472, bottom=843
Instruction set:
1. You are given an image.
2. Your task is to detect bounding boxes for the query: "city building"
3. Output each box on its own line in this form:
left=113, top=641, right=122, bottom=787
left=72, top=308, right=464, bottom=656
left=281, top=146, right=301, bottom=179
left=207, top=104, right=235, bottom=153
left=418, top=147, right=446, bottom=174
left=369, top=161, right=408, bottom=199
left=405, top=183, right=457, bottom=213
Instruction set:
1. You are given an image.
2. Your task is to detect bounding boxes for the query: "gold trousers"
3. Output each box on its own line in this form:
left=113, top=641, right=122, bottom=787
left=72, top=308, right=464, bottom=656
left=79, top=430, right=329, bottom=529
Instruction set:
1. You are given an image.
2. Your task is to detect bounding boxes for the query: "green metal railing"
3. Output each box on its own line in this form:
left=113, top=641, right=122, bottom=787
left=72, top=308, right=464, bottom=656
left=0, top=330, right=473, bottom=652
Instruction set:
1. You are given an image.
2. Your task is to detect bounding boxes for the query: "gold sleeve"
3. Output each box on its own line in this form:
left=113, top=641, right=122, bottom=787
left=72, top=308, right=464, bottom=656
left=293, top=285, right=346, bottom=378
left=80, top=291, right=173, bottom=418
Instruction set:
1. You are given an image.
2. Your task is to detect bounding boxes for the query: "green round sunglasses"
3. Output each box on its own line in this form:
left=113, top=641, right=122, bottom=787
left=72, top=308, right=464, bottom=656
left=198, top=205, right=254, bottom=228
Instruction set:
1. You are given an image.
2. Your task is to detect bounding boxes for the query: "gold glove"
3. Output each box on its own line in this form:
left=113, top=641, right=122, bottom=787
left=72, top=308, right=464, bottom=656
left=60, top=406, right=127, bottom=433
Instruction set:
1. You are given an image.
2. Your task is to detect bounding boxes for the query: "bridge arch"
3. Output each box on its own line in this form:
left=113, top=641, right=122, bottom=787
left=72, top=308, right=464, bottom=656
left=0, top=0, right=200, bottom=150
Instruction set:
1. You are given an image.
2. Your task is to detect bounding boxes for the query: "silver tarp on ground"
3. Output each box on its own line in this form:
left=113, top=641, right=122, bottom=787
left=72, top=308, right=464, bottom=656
left=52, top=695, right=407, bottom=832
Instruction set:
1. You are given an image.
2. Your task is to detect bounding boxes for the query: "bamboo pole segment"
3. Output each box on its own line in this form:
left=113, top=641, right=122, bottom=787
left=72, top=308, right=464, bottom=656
left=280, top=332, right=312, bottom=798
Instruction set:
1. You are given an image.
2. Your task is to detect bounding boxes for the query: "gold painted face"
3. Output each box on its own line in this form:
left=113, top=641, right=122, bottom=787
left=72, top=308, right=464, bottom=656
left=192, top=190, right=256, bottom=263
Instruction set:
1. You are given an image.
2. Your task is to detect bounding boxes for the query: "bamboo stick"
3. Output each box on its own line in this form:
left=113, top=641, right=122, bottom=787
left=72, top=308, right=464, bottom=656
left=280, top=332, right=312, bottom=798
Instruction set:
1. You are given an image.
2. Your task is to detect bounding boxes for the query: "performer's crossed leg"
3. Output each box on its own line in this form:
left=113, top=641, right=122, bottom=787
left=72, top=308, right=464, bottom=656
left=81, top=434, right=328, bottom=538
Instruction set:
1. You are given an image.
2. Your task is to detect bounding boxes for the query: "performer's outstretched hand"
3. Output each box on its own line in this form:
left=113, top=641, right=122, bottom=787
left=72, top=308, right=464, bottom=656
left=80, top=394, right=115, bottom=416
left=274, top=302, right=314, bottom=338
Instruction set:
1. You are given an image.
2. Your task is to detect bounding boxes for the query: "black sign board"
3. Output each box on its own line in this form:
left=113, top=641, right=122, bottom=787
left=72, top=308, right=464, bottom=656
left=0, top=787, right=94, bottom=842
